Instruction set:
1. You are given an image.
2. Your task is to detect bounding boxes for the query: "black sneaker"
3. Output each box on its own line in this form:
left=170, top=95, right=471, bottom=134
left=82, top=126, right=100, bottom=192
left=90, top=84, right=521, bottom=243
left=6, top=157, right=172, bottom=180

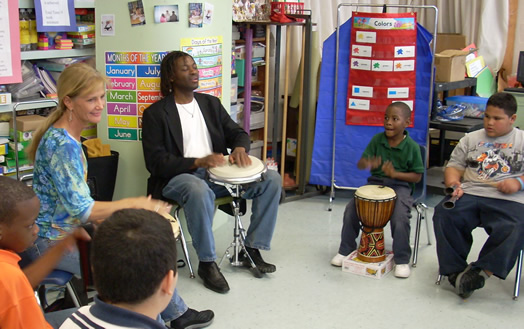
left=170, top=308, right=214, bottom=329
left=241, top=247, right=276, bottom=273
left=455, top=265, right=485, bottom=299
left=448, top=272, right=460, bottom=287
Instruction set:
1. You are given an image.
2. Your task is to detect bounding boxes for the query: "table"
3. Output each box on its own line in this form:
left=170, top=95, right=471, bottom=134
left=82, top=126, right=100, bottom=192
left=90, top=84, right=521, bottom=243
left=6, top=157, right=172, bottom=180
left=429, top=117, right=484, bottom=166
left=432, top=78, right=477, bottom=120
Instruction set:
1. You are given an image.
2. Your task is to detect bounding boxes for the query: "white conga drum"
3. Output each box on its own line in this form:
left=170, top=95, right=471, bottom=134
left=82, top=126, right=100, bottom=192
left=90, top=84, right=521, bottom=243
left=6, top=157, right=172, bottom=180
left=354, top=185, right=396, bottom=263
left=207, top=155, right=267, bottom=187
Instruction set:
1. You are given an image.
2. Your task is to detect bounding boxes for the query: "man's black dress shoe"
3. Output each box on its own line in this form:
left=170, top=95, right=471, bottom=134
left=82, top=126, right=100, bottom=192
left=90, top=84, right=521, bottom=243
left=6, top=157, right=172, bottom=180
left=198, top=261, right=230, bottom=293
left=241, top=247, right=276, bottom=273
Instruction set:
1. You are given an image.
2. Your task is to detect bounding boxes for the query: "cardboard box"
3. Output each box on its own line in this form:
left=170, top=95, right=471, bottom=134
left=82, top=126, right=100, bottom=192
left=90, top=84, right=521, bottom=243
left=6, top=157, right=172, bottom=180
left=342, top=250, right=394, bottom=279
left=9, top=115, right=46, bottom=132
left=434, top=50, right=470, bottom=82
left=435, top=33, right=466, bottom=53
left=9, top=128, right=33, bottom=142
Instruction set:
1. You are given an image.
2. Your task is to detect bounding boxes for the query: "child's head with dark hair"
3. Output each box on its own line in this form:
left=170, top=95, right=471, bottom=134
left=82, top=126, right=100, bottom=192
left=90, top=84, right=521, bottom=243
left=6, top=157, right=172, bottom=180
left=383, top=102, right=412, bottom=141
left=487, top=92, right=518, bottom=117
left=387, top=102, right=412, bottom=120
left=92, top=209, right=178, bottom=306
left=484, top=92, right=518, bottom=137
left=0, top=176, right=40, bottom=252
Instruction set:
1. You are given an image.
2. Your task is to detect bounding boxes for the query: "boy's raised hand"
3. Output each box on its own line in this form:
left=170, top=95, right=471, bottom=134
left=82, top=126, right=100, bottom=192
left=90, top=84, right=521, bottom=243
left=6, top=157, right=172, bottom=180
left=358, top=156, right=382, bottom=170
left=382, top=161, right=397, bottom=178
left=367, top=156, right=382, bottom=169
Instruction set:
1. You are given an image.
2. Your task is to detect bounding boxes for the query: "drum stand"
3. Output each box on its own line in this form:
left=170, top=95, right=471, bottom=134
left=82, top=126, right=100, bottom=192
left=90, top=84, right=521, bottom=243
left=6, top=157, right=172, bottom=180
left=218, top=183, right=263, bottom=278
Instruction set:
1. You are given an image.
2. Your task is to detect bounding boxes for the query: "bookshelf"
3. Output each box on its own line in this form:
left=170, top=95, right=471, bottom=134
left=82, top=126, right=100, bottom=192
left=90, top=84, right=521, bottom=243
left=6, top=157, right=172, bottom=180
left=1, top=1, right=96, bottom=177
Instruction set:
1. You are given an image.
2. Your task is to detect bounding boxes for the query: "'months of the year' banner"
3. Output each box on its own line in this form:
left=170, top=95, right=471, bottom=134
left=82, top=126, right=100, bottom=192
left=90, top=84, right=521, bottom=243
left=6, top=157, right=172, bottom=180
left=347, top=12, right=417, bottom=126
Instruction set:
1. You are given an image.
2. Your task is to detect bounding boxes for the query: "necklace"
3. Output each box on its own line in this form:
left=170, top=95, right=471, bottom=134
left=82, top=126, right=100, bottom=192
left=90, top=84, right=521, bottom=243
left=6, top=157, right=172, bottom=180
left=178, top=100, right=196, bottom=118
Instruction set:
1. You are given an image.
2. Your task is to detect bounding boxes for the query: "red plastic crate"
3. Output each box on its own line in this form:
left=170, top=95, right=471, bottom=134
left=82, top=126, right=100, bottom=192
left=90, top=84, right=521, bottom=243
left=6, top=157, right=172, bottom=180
left=270, top=2, right=304, bottom=20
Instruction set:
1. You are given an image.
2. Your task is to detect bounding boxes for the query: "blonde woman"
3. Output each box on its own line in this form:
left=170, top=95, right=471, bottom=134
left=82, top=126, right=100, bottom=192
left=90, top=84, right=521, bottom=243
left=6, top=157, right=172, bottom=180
left=25, top=63, right=214, bottom=329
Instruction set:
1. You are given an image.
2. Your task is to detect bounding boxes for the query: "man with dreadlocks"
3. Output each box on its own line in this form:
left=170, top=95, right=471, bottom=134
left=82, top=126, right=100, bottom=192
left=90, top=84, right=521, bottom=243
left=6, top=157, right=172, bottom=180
left=142, top=51, right=281, bottom=294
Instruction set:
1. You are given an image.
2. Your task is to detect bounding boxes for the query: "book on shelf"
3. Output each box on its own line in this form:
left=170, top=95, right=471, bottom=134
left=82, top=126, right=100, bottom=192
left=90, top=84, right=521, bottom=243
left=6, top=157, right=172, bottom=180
left=35, top=57, right=87, bottom=72
left=75, top=23, right=95, bottom=32
left=67, top=32, right=95, bottom=39
left=72, top=38, right=95, bottom=46
left=0, top=164, right=33, bottom=175
left=33, top=64, right=57, bottom=96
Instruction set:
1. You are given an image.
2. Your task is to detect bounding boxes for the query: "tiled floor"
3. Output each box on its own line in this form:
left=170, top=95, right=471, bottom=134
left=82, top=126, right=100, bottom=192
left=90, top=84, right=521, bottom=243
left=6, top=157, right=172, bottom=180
left=174, top=186, right=524, bottom=329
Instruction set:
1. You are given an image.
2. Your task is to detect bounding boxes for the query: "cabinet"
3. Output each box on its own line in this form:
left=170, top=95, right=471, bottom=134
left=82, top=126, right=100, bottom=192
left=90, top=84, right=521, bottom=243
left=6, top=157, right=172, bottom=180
left=233, top=23, right=269, bottom=146
left=0, top=0, right=95, bottom=178
left=234, top=13, right=313, bottom=194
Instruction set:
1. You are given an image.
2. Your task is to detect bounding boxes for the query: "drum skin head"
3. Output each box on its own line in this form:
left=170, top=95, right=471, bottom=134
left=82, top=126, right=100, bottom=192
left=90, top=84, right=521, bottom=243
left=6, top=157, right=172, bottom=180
left=355, top=185, right=396, bottom=200
left=209, top=155, right=266, bottom=179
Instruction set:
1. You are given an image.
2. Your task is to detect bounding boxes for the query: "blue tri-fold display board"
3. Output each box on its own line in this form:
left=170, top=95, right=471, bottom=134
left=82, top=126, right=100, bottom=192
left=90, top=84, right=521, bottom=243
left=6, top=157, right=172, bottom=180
left=309, top=18, right=433, bottom=188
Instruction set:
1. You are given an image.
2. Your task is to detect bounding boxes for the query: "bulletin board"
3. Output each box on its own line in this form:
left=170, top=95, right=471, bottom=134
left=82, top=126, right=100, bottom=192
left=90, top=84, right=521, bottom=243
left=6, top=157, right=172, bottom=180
left=0, top=0, right=22, bottom=84
left=347, top=12, right=417, bottom=126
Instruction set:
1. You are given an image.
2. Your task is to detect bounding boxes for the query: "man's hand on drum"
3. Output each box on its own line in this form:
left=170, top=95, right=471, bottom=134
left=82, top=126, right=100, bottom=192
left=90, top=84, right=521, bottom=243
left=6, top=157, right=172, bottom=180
left=229, top=147, right=252, bottom=167
left=195, top=153, right=226, bottom=169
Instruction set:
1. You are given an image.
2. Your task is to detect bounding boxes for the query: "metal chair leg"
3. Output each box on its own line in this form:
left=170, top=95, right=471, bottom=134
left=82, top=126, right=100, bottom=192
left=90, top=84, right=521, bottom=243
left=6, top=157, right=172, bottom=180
left=412, top=203, right=429, bottom=267
left=65, top=282, right=81, bottom=308
left=513, top=249, right=523, bottom=300
left=421, top=203, right=431, bottom=245
left=174, top=207, right=195, bottom=278
left=412, top=207, right=422, bottom=268
left=436, top=274, right=443, bottom=285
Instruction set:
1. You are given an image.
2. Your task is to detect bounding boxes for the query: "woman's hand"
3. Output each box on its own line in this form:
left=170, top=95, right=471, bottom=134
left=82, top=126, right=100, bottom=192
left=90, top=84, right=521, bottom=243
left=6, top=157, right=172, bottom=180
left=133, top=196, right=172, bottom=214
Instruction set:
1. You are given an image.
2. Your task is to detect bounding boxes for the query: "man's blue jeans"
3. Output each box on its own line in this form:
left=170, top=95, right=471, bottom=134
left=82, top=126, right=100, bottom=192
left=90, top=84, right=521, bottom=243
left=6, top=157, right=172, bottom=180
left=24, top=237, right=187, bottom=322
left=162, top=168, right=281, bottom=262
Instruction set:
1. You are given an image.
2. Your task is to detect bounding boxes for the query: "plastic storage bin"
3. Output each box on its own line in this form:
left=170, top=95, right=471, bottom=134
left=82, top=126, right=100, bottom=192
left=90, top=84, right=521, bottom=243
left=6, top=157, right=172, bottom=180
left=446, top=95, right=488, bottom=118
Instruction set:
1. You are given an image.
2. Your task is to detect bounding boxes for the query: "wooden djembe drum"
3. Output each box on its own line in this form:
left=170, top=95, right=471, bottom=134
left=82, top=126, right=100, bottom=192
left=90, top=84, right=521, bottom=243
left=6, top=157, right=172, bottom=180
left=354, top=185, right=396, bottom=263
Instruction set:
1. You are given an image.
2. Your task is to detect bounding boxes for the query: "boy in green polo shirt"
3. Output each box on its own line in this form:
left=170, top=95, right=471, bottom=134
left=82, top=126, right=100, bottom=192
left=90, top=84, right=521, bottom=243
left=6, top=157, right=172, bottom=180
left=330, top=102, right=424, bottom=278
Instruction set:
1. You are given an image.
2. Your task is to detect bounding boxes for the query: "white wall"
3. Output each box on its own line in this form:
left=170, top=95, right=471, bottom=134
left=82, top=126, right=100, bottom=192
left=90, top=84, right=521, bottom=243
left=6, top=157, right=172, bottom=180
left=95, top=0, right=232, bottom=199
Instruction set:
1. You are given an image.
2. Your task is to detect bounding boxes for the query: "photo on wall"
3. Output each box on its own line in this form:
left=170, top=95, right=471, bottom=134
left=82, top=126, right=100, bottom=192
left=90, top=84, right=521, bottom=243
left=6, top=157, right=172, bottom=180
left=203, top=3, right=213, bottom=25
left=188, top=3, right=203, bottom=28
left=154, top=5, right=179, bottom=23
left=128, top=0, right=146, bottom=26
left=101, top=14, right=115, bottom=36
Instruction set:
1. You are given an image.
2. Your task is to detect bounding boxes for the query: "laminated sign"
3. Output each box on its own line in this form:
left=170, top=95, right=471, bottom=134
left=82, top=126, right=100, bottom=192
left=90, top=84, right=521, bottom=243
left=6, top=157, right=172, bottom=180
left=347, top=12, right=417, bottom=126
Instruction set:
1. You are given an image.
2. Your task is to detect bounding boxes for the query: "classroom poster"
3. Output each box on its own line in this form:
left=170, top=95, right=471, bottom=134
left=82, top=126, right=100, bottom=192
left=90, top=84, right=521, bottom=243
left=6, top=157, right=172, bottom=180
left=105, top=51, right=168, bottom=141
left=346, top=12, right=417, bottom=126
left=181, top=36, right=223, bottom=99
left=34, top=0, right=77, bottom=32
left=0, top=0, right=22, bottom=84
